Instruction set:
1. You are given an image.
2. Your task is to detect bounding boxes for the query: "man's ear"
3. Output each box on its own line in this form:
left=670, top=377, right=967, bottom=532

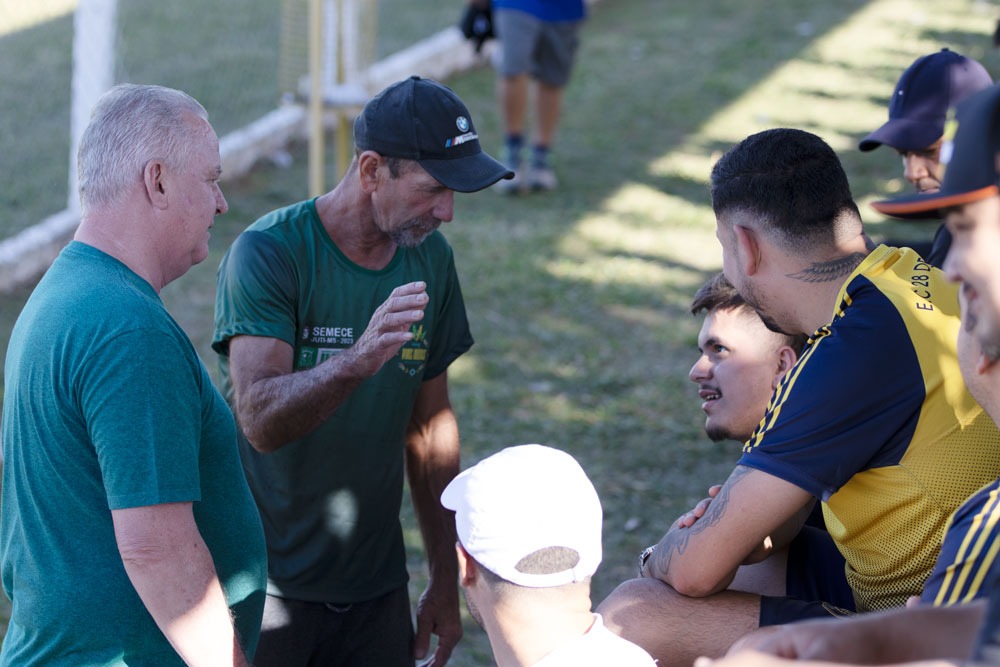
left=773, top=346, right=798, bottom=389
left=357, top=151, right=381, bottom=193
left=143, top=159, right=169, bottom=210
left=733, top=224, right=761, bottom=276
left=456, top=543, right=478, bottom=587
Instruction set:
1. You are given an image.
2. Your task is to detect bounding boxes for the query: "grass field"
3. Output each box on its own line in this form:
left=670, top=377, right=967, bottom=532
left=1, top=0, right=999, bottom=663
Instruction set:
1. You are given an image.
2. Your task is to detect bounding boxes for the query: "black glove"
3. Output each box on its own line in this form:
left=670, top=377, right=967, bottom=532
left=459, top=2, right=494, bottom=54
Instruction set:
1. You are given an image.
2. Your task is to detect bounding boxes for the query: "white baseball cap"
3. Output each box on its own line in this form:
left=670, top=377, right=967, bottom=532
left=440, top=444, right=603, bottom=588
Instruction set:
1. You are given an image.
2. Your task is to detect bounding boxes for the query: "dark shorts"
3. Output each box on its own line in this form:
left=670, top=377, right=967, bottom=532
left=973, top=584, right=1000, bottom=662
left=492, top=8, right=581, bottom=86
left=253, top=586, right=414, bottom=667
left=759, top=525, right=857, bottom=626
left=759, top=596, right=855, bottom=626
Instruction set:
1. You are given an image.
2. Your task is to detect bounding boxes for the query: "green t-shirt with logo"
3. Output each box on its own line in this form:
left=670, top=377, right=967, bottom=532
left=213, top=198, right=473, bottom=603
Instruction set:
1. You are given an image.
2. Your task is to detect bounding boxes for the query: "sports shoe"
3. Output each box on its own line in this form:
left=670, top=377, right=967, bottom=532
left=527, top=164, right=558, bottom=192
left=494, top=145, right=526, bottom=195
left=494, top=168, right=525, bottom=195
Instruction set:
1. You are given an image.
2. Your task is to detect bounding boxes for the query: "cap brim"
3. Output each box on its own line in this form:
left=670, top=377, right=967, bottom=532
left=420, top=152, right=514, bottom=193
left=859, top=117, right=942, bottom=153
left=871, top=184, right=1000, bottom=219
left=440, top=468, right=469, bottom=511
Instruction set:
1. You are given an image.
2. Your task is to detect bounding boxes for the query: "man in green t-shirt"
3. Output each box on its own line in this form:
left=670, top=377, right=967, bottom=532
left=213, top=76, right=512, bottom=667
left=1, top=85, right=267, bottom=665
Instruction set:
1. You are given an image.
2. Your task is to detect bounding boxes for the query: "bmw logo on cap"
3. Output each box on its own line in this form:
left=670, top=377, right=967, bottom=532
left=456, top=116, right=469, bottom=132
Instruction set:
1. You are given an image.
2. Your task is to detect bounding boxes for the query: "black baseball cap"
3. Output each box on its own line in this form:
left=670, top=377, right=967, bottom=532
left=859, top=49, right=992, bottom=153
left=872, top=83, right=1000, bottom=220
left=354, top=76, right=513, bottom=193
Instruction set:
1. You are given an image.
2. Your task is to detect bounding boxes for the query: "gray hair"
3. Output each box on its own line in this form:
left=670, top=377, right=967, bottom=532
left=77, top=84, right=208, bottom=213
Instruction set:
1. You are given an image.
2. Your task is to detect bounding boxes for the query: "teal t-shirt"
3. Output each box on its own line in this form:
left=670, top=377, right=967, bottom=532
left=213, top=198, right=473, bottom=603
left=0, top=242, right=267, bottom=665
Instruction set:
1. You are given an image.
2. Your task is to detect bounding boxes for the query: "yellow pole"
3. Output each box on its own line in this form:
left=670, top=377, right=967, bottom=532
left=308, top=0, right=324, bottom=197
left=335, top=0, right=349, bottom=179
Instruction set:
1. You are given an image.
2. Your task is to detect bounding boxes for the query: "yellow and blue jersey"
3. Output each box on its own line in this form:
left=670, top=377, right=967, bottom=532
left=922, top=478, right=1000, bottom=606
left=740, top=245, right=1000, bottom=612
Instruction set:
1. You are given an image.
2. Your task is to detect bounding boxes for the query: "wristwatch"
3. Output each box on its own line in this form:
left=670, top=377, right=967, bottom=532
left=637, top=544, right=656, bottom=577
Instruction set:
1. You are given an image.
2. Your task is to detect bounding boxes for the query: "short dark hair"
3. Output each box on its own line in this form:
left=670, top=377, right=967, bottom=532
left=710, top=128, right=861, bottom=252
left=352, top=149, right=412, bottom=178
left=690, top=272, right=746, bottom=316
left=691, top=272, right=808, bottom=354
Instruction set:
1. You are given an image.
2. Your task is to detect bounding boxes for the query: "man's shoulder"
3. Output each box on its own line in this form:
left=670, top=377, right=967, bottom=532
left=533, top=615, right=656, bottom=666
left=246, top=199, right=316, bottom=233
left=851, top=245, right=958, bottom=314
left=233, top=199, right=317, bottom=249
left=37, top=244, right=168, bottom=331
left=417, top=229, right=453, bottom=251
left=833, top=251, right=959, bottom=347
left=222, top=200, right=322, bottom=272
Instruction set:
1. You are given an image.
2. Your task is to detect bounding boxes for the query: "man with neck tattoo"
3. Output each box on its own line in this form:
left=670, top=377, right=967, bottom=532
left=597, top=128, right=1000, bottom=667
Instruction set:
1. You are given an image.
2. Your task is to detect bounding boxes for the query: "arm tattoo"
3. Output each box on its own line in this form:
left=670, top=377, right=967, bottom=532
left=787, top=251, right=867, bottom=283
left=653, top=466, right=753, bottom=576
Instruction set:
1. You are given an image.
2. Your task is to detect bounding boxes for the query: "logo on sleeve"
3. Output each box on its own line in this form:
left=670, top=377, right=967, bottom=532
left=295, top=324, right=355, bottom=369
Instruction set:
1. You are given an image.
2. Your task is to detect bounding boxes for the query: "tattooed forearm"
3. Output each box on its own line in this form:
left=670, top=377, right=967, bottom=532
left=649, top=466, right=754, bottom=580
left=788, top=251, right=867, bottom=283
left=650, top=530, right=681, bottom=576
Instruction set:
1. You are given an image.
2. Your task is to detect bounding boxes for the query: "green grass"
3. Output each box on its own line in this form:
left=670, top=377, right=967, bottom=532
left=2, top=0, right=999, bottom=663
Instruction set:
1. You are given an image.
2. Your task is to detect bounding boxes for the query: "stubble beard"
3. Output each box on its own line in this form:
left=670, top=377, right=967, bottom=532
left=983, top=339, right=1000, bottom=364
left=706, top=419, right=748, bottom=444
left=462, top=588, right=484, bottom=629
left=390, top=218, right=438, bottom=248
left=964, top=298, right=1000, bottom=363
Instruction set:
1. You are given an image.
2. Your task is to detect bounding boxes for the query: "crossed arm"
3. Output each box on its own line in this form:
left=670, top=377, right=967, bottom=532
left=644, top=464, right=814, bottom=597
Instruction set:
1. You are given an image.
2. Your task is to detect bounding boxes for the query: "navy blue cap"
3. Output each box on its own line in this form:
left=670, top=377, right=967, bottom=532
left=859, top=49, right=992, bottom=152
left=354, top=76, right=513, bottom=193
left=872, top=83, right=1000, bottom=220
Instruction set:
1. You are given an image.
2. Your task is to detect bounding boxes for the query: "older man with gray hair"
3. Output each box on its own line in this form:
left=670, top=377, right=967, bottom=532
left=0, top=84, right=267, bottom=666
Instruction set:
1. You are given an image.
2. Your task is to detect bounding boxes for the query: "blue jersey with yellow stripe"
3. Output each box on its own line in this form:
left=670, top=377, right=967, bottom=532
left=740, top=245, right=1000, bottom=612
left=922, top=478, right=1000, bottom=606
